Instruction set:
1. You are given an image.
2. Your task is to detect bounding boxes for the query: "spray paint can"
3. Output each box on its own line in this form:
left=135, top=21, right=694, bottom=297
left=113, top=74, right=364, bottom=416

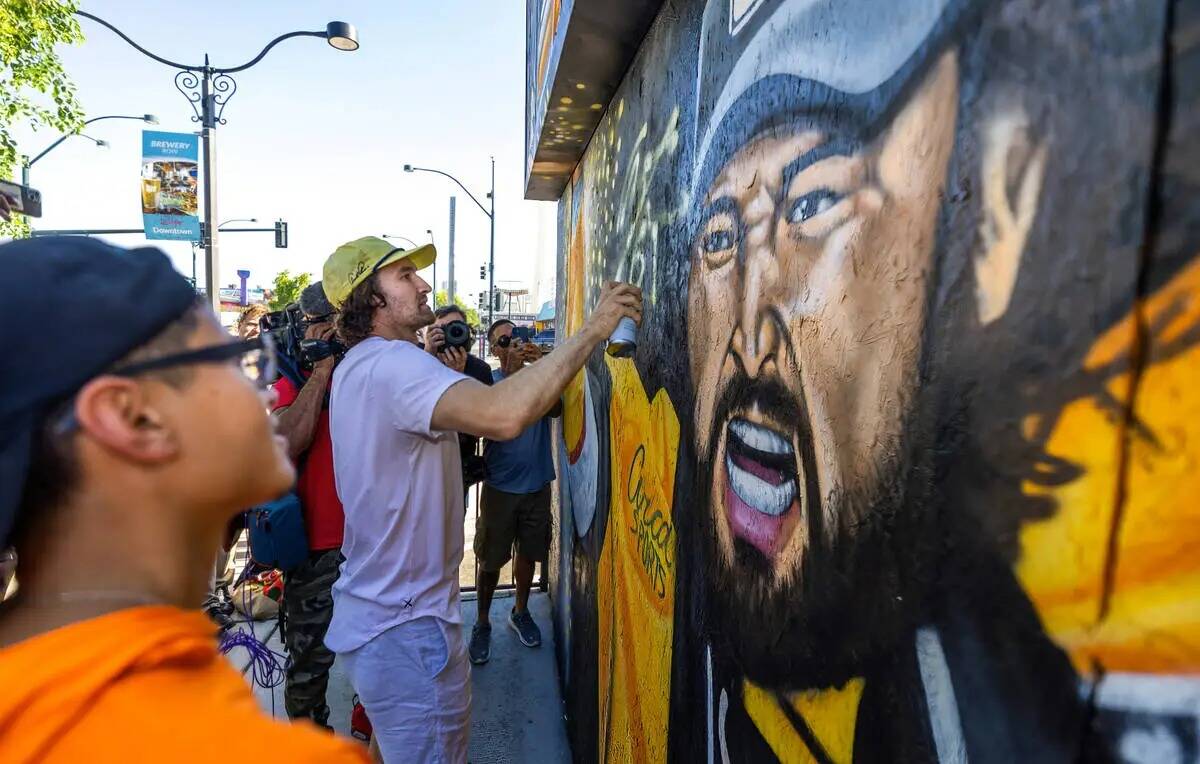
left=605, top=316, right=638, bottom=357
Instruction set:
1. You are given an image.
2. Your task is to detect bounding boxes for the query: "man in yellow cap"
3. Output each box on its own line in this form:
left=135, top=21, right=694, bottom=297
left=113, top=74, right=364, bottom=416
left=322, top=236, right=641, bottom=763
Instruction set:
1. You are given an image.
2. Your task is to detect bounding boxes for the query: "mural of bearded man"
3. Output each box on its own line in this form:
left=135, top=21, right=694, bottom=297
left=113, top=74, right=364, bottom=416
left=668, top=0, right=1147, bottom=760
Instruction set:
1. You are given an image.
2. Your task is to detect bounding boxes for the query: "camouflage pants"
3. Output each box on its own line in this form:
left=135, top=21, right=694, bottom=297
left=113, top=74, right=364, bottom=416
left=282, top=548, right=342, bottom=727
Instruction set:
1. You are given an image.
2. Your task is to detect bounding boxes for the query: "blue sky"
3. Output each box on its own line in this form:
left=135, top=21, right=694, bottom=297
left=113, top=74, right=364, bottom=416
left=15, top=0, right=556, bottom=308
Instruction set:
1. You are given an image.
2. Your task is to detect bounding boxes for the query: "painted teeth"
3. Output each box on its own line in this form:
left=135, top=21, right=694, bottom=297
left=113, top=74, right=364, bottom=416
left=726, top=452, right=796, bottom=517
left=729, top=419, right=794, bottom=456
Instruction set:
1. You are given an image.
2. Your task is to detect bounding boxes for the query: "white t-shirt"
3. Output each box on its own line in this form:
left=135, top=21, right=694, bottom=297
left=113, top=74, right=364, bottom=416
left=325, top=336, right=468, bottom=654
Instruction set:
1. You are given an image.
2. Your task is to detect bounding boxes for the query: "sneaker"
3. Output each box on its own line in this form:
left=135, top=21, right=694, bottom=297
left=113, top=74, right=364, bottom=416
left=469, top=622, right=492, bottom=665
left=508, top=607, right=542, bottom=648
left=202, top=593, right=235, bottom=631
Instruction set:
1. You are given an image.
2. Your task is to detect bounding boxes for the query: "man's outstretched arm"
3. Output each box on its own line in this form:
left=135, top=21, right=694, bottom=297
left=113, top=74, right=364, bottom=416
left=432, top=282, right=641, bottom=440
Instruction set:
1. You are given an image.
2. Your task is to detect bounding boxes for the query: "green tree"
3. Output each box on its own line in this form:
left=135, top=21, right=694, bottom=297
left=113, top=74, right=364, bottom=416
left=1, top=0, right=85, bottom=239
left=269, top=270, right=311, bottom=310
left=435, top=290, right=480, bottom=328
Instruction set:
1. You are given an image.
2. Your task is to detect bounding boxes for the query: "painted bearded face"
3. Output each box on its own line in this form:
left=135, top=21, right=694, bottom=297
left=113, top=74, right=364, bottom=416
left=686, top=53, right=959, bottom=678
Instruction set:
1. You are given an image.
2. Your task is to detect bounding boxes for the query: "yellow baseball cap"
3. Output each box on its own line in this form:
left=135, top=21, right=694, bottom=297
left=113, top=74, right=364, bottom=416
left=322, top=236, right=437, bottom=308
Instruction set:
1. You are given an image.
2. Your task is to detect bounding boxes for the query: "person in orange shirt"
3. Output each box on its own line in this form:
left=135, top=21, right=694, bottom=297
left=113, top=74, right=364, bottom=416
left=0, top=237, right=367, bottom=763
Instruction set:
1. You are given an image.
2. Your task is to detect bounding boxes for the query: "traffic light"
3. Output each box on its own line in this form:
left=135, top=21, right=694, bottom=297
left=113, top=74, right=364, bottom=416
left=493, top=290, right=503, bottom=311
left=274, top=220, right=288, bottom=249
left=477, top=292, right=486, bottom=311
left=479, top=265, right=486, bottom=280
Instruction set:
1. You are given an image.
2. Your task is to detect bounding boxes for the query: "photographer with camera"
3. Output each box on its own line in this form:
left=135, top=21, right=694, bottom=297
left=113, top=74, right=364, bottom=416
left=236, top=304, right=268, bottom=340
left=423, top=306, right=493, bottom=496
left=321, top=236, right=640, bottom=763
left=269, top=282, right=346, bottom=731
left=468, top=320, right=559, bottom=665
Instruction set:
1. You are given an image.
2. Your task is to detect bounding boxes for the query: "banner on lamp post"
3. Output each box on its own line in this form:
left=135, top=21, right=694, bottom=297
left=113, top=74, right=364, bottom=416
left=141, top=130, right=201, bottom=241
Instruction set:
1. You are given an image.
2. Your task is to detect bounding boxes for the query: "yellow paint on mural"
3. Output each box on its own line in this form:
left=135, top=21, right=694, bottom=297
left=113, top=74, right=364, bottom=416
left=1018, top=255, right=1200, bottom=674
left=598, top=357, right=679, bottom=763
left=743, top=678, right=865, bottom=764
left=563, top=201, right=588, bottom=460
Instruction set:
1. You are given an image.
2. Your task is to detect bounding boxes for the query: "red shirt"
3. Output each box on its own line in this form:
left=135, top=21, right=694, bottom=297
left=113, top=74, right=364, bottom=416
left=272, top=374, right=344, bottom=551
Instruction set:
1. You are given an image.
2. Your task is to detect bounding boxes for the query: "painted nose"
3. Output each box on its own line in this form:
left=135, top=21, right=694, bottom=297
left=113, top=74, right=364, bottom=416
left=731, top=234, right=784, bottom=379
left=731, top=307, right=783, bottom=380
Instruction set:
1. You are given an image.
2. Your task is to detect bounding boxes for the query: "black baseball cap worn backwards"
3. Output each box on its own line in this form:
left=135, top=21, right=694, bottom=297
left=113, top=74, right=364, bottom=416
left=0, top=236, right=197, bottom=548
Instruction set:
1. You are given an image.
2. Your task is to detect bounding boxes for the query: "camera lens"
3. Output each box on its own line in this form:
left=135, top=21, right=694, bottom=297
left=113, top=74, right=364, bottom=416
left=443, top=320, right=472, bottom=350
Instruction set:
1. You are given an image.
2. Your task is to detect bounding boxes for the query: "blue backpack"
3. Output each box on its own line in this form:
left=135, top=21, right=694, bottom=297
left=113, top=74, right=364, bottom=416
left=246, top=359, right=315, bottom=572
left=246, top=492, right=309, bottom=572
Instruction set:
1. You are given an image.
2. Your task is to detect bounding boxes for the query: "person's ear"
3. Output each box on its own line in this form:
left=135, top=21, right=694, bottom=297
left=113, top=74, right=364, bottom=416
left=73, top=377, right=181, bottom=464
left=973, top=107, right=1048, bottom=325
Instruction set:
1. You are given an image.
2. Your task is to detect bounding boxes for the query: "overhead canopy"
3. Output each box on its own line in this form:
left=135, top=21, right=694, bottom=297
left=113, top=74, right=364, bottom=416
left=524, top=0, right=665, bottom=200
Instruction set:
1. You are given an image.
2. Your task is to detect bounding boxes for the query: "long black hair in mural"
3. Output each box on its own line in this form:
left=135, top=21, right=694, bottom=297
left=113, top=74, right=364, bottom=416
left=548, top=0, right=1200, bottom=761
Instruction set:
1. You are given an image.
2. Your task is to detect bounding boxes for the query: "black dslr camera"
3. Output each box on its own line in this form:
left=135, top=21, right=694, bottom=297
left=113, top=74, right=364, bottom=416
left=260, top=303, right=346, bottom=372
left=437, top=319, right=474, bottom=352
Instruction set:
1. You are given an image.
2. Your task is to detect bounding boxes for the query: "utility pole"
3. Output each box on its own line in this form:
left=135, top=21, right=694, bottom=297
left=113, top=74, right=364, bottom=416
left=448, top=196, right=457, bottom=303
left=488, top=156, right=495, bottom=330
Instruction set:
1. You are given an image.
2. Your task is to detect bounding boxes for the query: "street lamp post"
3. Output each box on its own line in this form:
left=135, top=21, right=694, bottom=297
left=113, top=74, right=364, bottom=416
left=403, top=157, right=495, bottom=327
left=23, top=113, right=158, bottom=185
left=426, top=228, right=436, bottom=305
left=77, top=12, right=359, bottom=313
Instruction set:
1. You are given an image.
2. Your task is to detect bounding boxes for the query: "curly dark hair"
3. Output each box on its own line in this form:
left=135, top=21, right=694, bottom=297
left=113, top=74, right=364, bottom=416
left=335, top=272, right=386, bottom=348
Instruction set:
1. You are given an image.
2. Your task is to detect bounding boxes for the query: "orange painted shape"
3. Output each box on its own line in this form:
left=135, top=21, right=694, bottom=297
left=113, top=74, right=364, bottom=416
left=1018, top=255, right=1200, bottom=674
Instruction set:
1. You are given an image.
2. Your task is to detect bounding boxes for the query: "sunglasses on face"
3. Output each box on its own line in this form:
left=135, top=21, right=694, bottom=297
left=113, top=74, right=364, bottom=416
left=52, top=333, right=278, bottom=435
left=108, top=331, right=279, bottom=388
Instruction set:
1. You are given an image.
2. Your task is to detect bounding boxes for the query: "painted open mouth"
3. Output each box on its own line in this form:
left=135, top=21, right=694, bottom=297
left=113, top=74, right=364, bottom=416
left=722, top=416, right=803, bottom=559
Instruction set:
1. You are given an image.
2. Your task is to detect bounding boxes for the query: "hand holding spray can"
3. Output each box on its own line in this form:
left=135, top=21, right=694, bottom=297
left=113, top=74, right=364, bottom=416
left=605, top=316, right=638, bottom=357
left=606, top=251, right=644, bottom=357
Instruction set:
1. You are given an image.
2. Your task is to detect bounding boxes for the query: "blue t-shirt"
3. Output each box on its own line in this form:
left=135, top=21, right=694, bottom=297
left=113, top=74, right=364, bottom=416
left=484, top=368, right=557, bottom=494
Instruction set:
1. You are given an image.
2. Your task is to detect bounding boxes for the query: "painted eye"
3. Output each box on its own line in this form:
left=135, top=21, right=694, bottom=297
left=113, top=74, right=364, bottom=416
left=787, top=189, right=841, bottom=225
left=702, top=228, right=735, bottom=253
left=696, top=210, right=738, bottom=269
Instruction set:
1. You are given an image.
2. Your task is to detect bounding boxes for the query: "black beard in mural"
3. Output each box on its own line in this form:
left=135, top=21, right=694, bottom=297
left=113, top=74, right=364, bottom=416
left=693, top=357, right=938, bottom=689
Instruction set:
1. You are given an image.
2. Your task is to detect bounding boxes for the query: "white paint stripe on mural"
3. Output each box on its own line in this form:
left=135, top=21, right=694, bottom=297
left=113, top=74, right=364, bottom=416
left=707, top=643, right=715, bottom=764
left=916, top=626, right=968, bottom=764
left=719, top=687, right=732, bottom=764
left=1092, top=673, right=1200, bottom=716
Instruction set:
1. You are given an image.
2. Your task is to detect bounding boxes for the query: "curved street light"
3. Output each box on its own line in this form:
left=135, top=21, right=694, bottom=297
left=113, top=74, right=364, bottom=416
left=23, top=113, right=157, bottom=184
left=380, top=233, right=418, bottom=248
left=403, top=159, right=495, bottom=326
left=219, top=217, right=258, bottom=230
left=76, top=11, right=359, bottom=311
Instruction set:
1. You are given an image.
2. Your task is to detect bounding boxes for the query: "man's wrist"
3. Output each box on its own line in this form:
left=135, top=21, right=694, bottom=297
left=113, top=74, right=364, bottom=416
left=580, top=321, right=609, bottom=346
left=307, top=363, right=335, bottom=382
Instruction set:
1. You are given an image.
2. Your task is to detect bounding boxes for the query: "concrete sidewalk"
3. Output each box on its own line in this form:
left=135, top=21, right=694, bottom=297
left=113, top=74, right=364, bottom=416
left=228, top=591, right=570, bottom=763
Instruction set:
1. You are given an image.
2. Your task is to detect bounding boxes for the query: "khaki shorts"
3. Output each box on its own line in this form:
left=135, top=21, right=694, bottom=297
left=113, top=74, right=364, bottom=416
left=474, top=484, right=552, bottom=572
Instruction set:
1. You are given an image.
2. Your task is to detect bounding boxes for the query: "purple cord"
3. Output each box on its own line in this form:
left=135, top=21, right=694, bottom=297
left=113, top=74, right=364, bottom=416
left=219, top=625, right=288, bottom=690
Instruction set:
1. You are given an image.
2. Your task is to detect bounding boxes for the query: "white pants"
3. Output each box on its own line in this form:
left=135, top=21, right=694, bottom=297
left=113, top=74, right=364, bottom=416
left=342, top=616, right=471, bottom=764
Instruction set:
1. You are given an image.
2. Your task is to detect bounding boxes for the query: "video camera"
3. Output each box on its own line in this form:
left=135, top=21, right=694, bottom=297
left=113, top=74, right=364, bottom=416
left=260, top=303, right=346, bottom=372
